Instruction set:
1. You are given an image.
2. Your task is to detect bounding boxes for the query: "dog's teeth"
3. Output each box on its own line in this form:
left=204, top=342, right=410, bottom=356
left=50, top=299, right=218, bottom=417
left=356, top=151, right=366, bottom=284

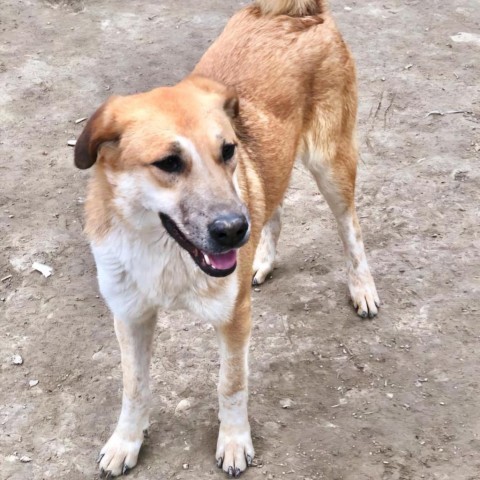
left=204, top=253, right=217, bottom=269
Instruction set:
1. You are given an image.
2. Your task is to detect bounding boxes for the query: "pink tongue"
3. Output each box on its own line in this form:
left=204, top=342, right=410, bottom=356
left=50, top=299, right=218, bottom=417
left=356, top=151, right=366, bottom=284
left=209, top=250, right=237, bottom=270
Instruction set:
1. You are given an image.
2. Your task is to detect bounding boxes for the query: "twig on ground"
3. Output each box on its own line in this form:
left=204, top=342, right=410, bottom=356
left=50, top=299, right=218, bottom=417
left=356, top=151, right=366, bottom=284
left=425, top=110, right=471, bottom=118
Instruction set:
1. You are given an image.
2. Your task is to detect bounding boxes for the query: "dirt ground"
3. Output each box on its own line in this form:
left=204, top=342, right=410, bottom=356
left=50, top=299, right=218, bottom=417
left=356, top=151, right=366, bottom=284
left=1, top=0, right=479, bottom=479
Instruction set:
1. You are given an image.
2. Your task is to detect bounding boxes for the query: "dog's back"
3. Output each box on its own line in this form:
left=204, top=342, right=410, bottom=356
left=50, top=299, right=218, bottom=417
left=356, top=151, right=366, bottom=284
left=194, top=0, right=356, bottom=218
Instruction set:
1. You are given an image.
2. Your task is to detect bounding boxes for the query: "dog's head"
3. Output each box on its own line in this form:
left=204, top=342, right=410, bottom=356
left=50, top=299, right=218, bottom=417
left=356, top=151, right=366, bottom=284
left=75, top=76, right=249, bottom=277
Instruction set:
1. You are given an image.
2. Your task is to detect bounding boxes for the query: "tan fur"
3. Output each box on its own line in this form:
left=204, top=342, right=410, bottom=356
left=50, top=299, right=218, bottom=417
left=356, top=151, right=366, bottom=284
left=193, top=10, right=354, bottom=220
left=255, top=0, right=326, bottom=16
left=77, top=1, right=379, bottom=476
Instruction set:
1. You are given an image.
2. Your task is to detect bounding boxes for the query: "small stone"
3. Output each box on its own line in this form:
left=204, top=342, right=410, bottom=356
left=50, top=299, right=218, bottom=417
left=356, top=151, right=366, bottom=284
left=20, top=456, right=32, bottom=463
left=32, top=262, right=53, bottom=278
left=175, top=399, right=191, bottom=416
left=386, top=393, right=394, bottom=399
left=280, top=398, right=293, bottom=409
left=67, top=139, right=77, bottom=147
left=92, top=351, right=107, bottom=361
left=182, top=463, right=189, bottom=470
left=29, top=380, right=39, bottom=388
left=12, top=354, right=23, bottom=365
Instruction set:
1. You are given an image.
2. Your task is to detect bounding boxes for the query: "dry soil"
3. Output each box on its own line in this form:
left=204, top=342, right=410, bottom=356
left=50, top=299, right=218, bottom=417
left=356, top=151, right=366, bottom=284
left=1, top=1, right=480, bottom=479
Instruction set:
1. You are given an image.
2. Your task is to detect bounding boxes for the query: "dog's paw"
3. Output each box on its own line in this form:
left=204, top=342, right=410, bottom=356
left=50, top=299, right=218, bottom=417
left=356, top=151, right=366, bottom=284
left=252, top=233, right=277, bottom=286
left=216, top=423, right=254, bottom=477
left=98, top=429, right=144, bottom=477
left=252, top=263, right=273, bottom=286
left=349, top=270, right=380, bottom=318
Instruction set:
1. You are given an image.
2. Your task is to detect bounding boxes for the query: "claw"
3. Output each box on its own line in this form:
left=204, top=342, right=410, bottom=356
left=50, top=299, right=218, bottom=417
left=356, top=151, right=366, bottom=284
left=359, top=310, right=368, bottom=319
left=235, top=467, right=241, bottom=477
left=228, top=466, right=234, bottom=477
left=246, top=455, right=253, bottom=467
left=99, top=469, right=112, bottom=480
left=143, top=429, right=149, bottom=438
left=123, top=463, right=131, bottom=475
left=97, top=453, right=105, bottom=464
left=217, top=457, right=223, bottom=468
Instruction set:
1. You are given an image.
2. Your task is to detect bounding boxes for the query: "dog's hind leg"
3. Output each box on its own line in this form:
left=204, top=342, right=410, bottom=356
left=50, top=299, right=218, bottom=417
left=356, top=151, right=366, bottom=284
left=252, top=205, right=282, bottom=286
left=301, top=130, right=380, bottom=318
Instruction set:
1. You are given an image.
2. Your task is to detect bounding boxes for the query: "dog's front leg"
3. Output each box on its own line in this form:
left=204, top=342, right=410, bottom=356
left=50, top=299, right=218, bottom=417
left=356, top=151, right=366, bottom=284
left=98, top=313, right=156, bottom=477
left=215, top=295, right=254, bottom=477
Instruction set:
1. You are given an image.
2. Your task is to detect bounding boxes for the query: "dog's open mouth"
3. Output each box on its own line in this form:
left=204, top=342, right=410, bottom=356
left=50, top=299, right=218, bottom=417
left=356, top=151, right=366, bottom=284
left=160, top=213, right=237, bottom=278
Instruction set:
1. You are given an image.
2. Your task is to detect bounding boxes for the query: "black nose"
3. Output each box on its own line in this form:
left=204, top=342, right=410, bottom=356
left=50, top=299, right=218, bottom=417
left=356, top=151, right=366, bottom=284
left=208, top=213, right=249, bottom=248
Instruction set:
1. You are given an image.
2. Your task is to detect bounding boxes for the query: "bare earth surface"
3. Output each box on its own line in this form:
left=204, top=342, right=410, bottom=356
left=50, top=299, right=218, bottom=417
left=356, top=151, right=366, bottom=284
left=1, top=1, right=479, bottom=479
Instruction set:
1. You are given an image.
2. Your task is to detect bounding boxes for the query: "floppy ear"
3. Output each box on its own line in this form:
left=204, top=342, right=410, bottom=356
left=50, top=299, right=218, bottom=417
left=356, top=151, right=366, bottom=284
left=223, top=86, right=239, bottom=120
left=74, top=96, right=121, bottom=169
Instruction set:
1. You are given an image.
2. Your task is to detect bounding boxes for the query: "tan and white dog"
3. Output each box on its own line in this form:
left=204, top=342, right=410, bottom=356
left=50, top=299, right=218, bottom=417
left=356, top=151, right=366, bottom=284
left=74, top=0, right=379, bottom=477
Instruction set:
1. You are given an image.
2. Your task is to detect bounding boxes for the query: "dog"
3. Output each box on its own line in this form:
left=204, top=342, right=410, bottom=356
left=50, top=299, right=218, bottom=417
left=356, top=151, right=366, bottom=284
left=74, top=0, right=380, bottom=476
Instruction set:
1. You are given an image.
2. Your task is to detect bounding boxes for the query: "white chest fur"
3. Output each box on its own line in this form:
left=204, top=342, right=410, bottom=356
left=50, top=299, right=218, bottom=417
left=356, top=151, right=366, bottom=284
left=91, top=220, right=239, bottom=324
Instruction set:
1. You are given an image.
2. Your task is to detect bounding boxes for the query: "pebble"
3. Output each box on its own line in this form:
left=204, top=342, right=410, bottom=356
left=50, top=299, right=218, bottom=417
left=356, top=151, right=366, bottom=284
left=175, top=399, right=191, bottom=416
left=20, top=456, right=32, bottom=463
left=182, top=463, right=189, bottom=470
left=32, top=262, right=53, bottom=278
left=67, top=139, right=77, bottom=147
left=12, top=354, right=23, bottom=365
left=92, top=351, right=107, bottom=361
left=29, top=380, right=39, bottom=388
left=280, top=398, right=293, bottom=409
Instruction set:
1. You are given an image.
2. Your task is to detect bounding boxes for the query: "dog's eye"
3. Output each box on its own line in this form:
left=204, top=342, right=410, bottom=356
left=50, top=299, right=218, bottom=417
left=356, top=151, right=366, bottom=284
left=152, top=155, right=183, bottom=174
left=221, top=143, right=236, bottom=162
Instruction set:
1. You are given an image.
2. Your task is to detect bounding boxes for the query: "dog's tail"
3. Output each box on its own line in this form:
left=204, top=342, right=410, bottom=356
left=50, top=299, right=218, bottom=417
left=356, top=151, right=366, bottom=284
left=255, top=0, right=326, bottom=16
